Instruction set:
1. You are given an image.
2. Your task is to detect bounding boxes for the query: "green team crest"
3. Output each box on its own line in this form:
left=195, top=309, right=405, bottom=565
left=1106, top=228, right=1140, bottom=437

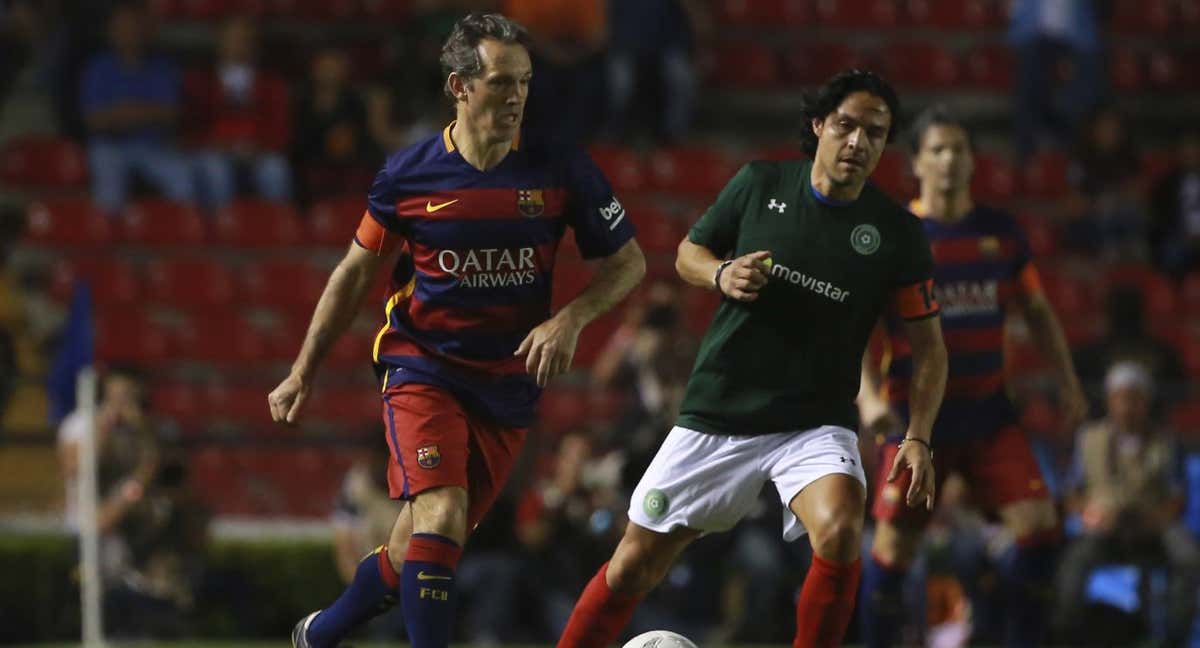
left=850, top=224, right=881, bottom=255
left=643, top=489, right=669, bottom=519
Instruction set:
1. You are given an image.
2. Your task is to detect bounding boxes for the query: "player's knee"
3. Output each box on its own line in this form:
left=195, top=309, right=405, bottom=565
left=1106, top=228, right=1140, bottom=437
left=607, top=535, right=675, bottom=595
left=410, top=487, right=469, bottom=543
left=810, top=514, right=863, bottom=563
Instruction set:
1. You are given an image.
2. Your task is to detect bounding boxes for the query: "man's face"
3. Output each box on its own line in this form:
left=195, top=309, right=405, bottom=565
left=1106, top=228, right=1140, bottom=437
left=1107, top=386, right=1149, bottom=431
left=456, top=39, right=532, bottom=142
left=913, top=123, right=974, bottom=195
left=811, top=91, right=892, bottom=187
left=102, top=375, right=142, bottom=412
left=109, top=8, right=145, bottom=58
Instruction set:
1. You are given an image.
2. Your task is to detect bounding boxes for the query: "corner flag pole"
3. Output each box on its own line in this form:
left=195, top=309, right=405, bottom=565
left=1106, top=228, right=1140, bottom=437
left=77, top=366, right=105, bottom=648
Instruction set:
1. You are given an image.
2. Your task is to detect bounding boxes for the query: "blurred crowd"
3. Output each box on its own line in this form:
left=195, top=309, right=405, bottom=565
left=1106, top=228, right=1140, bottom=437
left=2, top=0, right=1200, bottom=645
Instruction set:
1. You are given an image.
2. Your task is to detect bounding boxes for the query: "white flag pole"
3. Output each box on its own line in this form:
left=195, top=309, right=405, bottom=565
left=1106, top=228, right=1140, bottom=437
left=76, top=366, right=105, bottom=648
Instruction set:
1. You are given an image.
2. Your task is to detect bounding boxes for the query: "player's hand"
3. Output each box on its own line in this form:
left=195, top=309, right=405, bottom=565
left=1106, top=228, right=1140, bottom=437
left=516, top=312, right=583, bottom=387
left=268, top=373, right=311, bottom=425
left=888, top=437, right=935, bottom=510
left=718, top=250, right=772, bottom=301
left=1060, top=379, right=1089, bottom=431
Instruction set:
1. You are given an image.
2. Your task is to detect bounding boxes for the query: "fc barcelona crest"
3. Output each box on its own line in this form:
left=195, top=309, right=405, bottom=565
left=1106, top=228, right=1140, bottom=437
left=517, top=189, right=545, bottom=218
left=417, top=445, right=441, bottom=469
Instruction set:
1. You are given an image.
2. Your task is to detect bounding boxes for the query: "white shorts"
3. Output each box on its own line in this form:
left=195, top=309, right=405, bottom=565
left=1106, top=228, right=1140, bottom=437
left=628, top=425, right=867, bottom=541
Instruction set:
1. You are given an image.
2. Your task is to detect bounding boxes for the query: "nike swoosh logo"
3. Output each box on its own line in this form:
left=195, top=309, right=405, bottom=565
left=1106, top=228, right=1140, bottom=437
left=417, top=571, right=453, bottom=581
left=426, top=199, right=459, bottom=213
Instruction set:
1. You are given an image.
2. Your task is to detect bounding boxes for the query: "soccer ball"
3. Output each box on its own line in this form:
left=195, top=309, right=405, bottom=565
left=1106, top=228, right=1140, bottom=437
left=621, top=630, right=699, bottom=648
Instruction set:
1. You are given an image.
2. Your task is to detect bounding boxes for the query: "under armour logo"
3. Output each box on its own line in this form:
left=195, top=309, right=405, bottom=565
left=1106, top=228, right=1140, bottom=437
left=767, top=199, right=786, bottom=213
left=840, top=456, right=857, bottom=466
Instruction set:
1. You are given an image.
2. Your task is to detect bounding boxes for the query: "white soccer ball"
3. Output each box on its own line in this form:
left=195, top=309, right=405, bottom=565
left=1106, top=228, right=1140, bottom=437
left=621, top=630, right=699, bottom=648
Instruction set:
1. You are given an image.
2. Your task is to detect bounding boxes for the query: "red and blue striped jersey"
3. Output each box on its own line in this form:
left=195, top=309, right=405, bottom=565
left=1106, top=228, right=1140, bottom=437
left=883, top=204, right=1043, bottom=442
left=354, top=123, right=635, bottom=427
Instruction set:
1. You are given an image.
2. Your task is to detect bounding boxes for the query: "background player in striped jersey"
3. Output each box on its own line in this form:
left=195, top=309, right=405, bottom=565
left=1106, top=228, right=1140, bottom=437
left=556, top=70, right=948, bottom=648
left=857, top=105, right=1088, bottom=647
left=269, top=13, right=646, bottom=648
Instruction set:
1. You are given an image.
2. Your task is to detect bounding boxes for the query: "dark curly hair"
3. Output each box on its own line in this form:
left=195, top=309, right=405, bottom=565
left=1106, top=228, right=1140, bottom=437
left=798, top=70, right=901, bottom=156
left=908, top=103, right=972, bottom=154
left=440, top=13, right=531, bottom=100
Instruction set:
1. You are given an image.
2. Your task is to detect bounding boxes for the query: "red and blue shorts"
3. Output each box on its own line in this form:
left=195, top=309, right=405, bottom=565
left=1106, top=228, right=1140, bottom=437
left=382, top=382, right=527, bottom=530
left=871, top=424, right=1049, bottom=528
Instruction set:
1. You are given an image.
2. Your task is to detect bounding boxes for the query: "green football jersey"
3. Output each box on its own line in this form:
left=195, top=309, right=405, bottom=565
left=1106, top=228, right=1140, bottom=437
left=677, top=159, right=937, bottom=436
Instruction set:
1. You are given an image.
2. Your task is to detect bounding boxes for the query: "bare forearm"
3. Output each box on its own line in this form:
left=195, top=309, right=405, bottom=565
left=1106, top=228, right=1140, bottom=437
left=558, top=241, right=645, bottom=327
left=675, top=238, right=723, bottom=290
left=906, top=335, right=947, bottom=442
left=292, top=257, right=377, bottom=379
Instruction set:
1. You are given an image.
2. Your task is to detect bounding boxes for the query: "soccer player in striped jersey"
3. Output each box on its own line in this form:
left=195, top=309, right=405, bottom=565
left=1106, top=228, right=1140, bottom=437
left=857, top=105, right=1087, bottom=647
left=270, top=14, right=645, bottom=648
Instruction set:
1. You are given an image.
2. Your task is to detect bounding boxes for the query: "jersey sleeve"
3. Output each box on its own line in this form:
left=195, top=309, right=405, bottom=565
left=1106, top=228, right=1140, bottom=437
left=892, top=212, right=939, bottom=321
left=1009, top=216, right=1044, bottom=298
left=688, top=163, right=755, bottom=258
left=565, top=148, right=636, bottom=259
left=355, top=162, right=407, bottom=254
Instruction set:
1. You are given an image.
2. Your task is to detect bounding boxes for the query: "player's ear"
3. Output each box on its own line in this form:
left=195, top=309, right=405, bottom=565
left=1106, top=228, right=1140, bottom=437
left=811, top=117, right=824, bottom=139
left=447, top=73, right=469, bottom=103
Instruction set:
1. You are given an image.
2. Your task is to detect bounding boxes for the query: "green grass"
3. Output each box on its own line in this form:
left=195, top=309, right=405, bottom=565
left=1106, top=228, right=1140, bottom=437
left=12, top=644, right=799, bottom=648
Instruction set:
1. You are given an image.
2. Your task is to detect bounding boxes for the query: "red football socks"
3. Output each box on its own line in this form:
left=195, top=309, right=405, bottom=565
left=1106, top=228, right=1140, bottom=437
left=794, top=554, right=862, bottom=648
left=556, top=563, right=643, bottom=648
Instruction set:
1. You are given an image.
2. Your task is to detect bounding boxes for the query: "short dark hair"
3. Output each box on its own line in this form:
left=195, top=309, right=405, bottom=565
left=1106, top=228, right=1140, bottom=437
left=799, top=69, right=901, bottom=156
left=440, top=13, right=531, bottom=100
left=908, top=104, right=972, bottom=154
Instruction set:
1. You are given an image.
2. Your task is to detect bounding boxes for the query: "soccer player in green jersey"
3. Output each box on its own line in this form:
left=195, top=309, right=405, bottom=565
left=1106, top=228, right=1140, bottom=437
left=556, top=70, right=948, bottom=648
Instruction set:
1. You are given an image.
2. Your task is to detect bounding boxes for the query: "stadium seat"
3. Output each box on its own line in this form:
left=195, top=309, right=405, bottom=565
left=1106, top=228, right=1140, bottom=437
left=1109, top=47, right=1144, bottom=92
left=964, top=45, right=1012, bottom=91
left=870, top=149, right=916, bottom=201
left=121, top=198, right=207, bottom=246
left=23, top=199, right=113, bottom=247
left=972, top=152, right=1018, bottom=202
left=1106, top=264, right=1176, bottom=319
left=648, top=146, right=737, bottom=199
left=815, top=0, right=900, bottom=26
left=308, top=196, right=363, bottom=248
left=1039, top=271, right=1097, bottom=319
left=50, top=257, right=141, bottom=307
left=1022, top=151, right=1069, bottom=199
left=152, top=381, right=203, bottom=423
left=1182, top=273, right=1200, bottom=314
left=145, top=258, right=237, bottom=308
left=905, top=0, right=1001, bottom=29
left=204, top=383, right=275, bottom=427
left=240, top=260, right=328, bottom=309
left=174, top=311, right=270, bottom=366
left=626, top=202, right=685, bottom=254
left=885, top=43, right=961, bottom=88
left=1019, top=215, right=1059, bottom=257
left=325, top=333, right=375, bottom=370
left=360, top=0, right=408, bottom=19
left=0, top=136, right=87, bottom=190
left=1112, top=0, right=1171, bottom=33
left=710, top=42, right=780, bottom=88
left=298, top=0, right=359, bottom=18
left=214, top=198, right=302, bottom=248
left=95, top=310, right=170, bottom=365
left=588, top=145, right=647, bottom=194
left=715, top=0, right=811, bottom=25
left=783, top=44, right=863, bottom=86
left=685, top=291, right=721, bottom=335
left=1171, top=401, right=1200, bottom=436
left=1147, top=48, right=1182, bottom=90
left=305, top=387, right=381, bottom=429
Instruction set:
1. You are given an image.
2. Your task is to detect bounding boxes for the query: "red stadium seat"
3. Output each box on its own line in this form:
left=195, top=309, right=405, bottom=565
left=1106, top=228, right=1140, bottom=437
left=1147, top=49, right=1183, bottom=90
left=23, top=199, right=113, bottom=247
left=145, top=258, right=237, bottom=308
left=95, top=310, right=170, bottom=365
left=1106, top=264, right=1176, bottom=319
left=308, top=196, right=363, bottom=248
left=1171, top=401, right=1200, bottom=435
left=885, top=43, right=961, bottom=89
left=905, top=0, right=1001, bottom=29
left=964, top=45, right=1012, bottom=91
left=815, top=0, right=900, bottom=26
left=360, top=0, right=409, bottom=19
left=685, top=291, right=721, bottom=335
left=1109, top=47, right=1144, bottom=92
left=870, top=149, right=916, bottom=202
left=174, top=311, right=270, bottom=366
left=1021, top=151, right=1069, bottom=199
left=1182, top=273, right=1200, bottom=314
left=298, top=0, right=359, bottom=18
left=152, top=381, right=203, bottom=422
left=588, top=145, right=647, bottom=194
left=783, top=44, right=866, bottom=86
left=648, top=146, right=737, bottom=200
left=121, top=198, right=207, bottom=246
left=214, top=199, right=302, bottom=248
left=716, top=0, right=812, bottom=25
left=0, top=136, right=87, bottom=190
left=305, top=387, right=381, bottom=428
left=1112, top=0, right=1171, bottom=33
left=240, top=260, right=328, bottom=310
left=710, top=43, right=780, bottom=88
left=1039, top=271, right=1097, bottom=319
left=971, top=152, right=1018, bottom=203
left=50, top=257, right=141, bottom=307
left=204, top=383, right=274, bottom=428
left=626, top=201, right=685, bottom=254
left=538, top=386, right=590, bottom=434
left=1017, top=213, right=1059, bottom=257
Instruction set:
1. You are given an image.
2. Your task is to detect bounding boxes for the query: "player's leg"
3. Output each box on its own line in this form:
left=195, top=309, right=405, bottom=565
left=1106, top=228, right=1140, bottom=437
left=859, top=439, right=939, bottom=648
left=970, top=426, right=1059, bottom=647
left=557, top=522, right=701, bottom=648
left=301, top=503, right=410, bottom=648
left=768, top=426, right=868, bottom=648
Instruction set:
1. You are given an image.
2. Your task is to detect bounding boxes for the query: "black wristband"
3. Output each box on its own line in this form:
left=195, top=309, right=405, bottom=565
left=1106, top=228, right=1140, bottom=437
left=713, top=260, right=733, bottom=296
left=900, top=436, right=933, bottom=454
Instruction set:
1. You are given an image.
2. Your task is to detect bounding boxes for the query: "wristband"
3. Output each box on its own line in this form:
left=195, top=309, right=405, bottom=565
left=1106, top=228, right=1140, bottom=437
left=900, top=436, right=933, bottom=456
left=713, top=260, right=733, bottom=295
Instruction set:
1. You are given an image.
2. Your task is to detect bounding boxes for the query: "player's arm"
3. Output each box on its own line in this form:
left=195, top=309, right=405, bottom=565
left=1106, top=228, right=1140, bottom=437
left=857, top=322, right=896, bottom=430
left=676, top=238, right=771, bottom=301
left=1014, top=264, right=1088, bottom=427
left=893, top=314, right=947, bottom=510
left=269, top=237, right=390, bottom=424
left=517, top=239, right=646, bottom=387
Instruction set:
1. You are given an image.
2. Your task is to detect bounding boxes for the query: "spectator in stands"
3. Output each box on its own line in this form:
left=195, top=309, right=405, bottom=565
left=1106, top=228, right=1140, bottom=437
left=81, top=1, right=194, bottom=216
left=1064, top=105, right=1148, bottom=261
left=190, top=15, right=291, bottom=211
left=1055, top=361, right=1199, bottom=646
left=504, top=0, right=608, bottom=145
left=1073, top=286, right=1185, bottom=414
left=604, top=0, right=708, bottom=143
left=1149, top=130, right=1200, bottom=280
left=1009, top=0, right=1108, bottom=161
left=292, top=47, right=374, bottom=204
